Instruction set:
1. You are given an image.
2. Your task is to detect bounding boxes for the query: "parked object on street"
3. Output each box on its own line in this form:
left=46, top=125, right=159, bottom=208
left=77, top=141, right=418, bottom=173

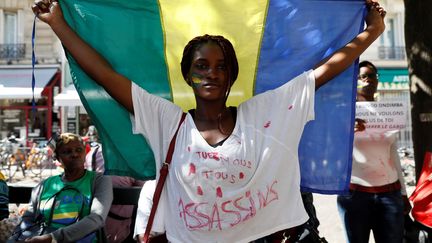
left=0, top=136, right=27, bottom=182
left=25, top=141, right=55, bottom=178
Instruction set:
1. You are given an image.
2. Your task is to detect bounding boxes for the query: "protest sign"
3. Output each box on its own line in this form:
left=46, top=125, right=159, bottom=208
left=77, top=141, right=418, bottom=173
left=355, top=101, right=407, bottom=132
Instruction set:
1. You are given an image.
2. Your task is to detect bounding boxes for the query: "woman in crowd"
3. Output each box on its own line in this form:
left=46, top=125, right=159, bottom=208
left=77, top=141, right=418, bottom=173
left=32, top=0, right=386, bottom=242
left=337, top=61, right=410, bottom=243
left=11, top=133, right=113, bottom=243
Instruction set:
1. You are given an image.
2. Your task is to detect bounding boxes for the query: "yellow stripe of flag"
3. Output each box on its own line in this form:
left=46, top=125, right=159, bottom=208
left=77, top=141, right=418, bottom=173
left=52, top=212, right=79, bottom=220
left=159, top=0, right=268, bottom=110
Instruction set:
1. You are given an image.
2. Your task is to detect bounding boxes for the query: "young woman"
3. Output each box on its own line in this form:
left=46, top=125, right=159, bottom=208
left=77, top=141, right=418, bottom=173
left=33, top=1, right=386, bottom=242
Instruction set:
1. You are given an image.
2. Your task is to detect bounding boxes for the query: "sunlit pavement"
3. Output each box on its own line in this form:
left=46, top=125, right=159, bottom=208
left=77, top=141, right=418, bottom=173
left=6, top=168, right=63, bottom=187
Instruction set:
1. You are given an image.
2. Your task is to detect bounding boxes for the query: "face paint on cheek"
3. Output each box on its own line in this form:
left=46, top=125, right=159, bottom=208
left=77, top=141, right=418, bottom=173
left=190, top=73, right=204, bottom=87
left=357, top=80, right=368, bottom=89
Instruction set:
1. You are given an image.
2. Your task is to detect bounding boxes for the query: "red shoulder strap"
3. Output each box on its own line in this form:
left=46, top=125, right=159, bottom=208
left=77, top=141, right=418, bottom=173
left=143, top=112, right=187, bottom=243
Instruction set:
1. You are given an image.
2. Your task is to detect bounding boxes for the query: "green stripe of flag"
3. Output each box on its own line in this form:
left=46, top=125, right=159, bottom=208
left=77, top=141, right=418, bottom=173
left=61, top=0, right=170, bottom=179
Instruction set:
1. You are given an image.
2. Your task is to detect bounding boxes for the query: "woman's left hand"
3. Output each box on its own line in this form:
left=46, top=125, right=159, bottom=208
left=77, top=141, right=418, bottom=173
left=25, top=234, right=53, bottom=243
left=365, top=0, right=386, bottom=33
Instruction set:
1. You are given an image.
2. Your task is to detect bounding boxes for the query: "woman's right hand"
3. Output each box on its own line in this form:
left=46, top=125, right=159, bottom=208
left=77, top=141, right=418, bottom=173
left=31, top=0, right=134, bottom=113
left=32, top=0, right=64, bottom=26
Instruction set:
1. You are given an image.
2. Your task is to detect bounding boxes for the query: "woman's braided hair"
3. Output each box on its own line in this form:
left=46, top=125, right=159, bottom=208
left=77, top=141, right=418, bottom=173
left=180, top=34, right=239, bottom=87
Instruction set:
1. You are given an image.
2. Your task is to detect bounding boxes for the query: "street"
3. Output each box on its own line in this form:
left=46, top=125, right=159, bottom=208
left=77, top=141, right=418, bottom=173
left=315, top=185, right=416, bottom=243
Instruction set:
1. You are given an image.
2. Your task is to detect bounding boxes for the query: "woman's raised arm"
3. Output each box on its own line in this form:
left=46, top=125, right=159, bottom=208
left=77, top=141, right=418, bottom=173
left=313, top=0, right=386, bottom=89
left=32, top=0, right=134, bottom=113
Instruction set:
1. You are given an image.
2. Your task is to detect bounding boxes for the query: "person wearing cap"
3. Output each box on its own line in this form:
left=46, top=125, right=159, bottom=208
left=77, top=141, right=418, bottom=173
left=11, top=133, right=113, bottom=243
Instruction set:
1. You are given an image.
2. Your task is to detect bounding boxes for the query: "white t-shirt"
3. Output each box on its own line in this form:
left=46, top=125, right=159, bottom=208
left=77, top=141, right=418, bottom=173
left=134, top=180, right=157, bottom=239
left=351, top=130, right=407, bottom=194
left=131, top=70, right=315, bottom=243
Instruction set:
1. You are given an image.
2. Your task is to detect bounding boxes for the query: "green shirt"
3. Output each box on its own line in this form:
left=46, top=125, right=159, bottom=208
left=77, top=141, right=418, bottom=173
left=39, top=171, right=96, bottom=239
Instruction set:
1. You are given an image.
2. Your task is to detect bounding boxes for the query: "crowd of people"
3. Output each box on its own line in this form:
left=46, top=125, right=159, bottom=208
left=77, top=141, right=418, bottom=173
left=0, top=0, right=429, bottom=242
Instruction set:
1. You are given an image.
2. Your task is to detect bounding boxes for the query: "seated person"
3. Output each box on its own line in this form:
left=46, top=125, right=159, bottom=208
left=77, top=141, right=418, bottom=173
left=10, top=133, right=113, bottom=242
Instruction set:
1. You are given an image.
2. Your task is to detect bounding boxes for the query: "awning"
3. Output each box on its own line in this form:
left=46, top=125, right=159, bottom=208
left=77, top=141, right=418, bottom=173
left=0, top=67, right=58, bottom=99
left=54, top=84, right=83, bottom=107
left=377, top=68, right=409, bottom=90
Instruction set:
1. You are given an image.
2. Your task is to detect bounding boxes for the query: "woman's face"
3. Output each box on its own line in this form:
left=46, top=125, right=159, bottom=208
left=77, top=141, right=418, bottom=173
left=358, top=66, right=378, bottom=100
left=56, top=140, right=86, bottom=171
left=189, top=43, right=229, bottom=101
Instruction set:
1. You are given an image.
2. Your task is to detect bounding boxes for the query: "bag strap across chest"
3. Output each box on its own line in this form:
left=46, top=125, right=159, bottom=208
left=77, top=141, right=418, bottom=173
left=143, top=112, right=187, bottom=243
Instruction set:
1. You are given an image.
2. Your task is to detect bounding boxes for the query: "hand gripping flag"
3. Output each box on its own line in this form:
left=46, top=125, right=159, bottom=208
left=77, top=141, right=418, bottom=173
left=60, top=0, right=365, bottom=194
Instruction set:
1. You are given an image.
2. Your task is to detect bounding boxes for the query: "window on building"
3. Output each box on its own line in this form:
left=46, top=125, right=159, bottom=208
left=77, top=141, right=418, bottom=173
left=2, top=11, right=25, bottom=60
left=4, top=12, right=17, bottom=44
left=378, top=17, right=405, bottom=60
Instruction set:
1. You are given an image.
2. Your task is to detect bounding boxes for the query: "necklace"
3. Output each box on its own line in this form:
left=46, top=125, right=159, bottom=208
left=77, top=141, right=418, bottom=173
left=194, top=108, right=233, bottom=135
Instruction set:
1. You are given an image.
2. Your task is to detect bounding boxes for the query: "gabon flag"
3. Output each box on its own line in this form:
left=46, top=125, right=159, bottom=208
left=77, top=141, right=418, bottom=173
left=60, top=0, right=365, bottom=194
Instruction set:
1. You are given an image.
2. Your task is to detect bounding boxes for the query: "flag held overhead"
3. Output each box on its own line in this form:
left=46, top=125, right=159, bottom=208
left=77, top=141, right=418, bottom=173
left=60, top=0, right=364, bottom=194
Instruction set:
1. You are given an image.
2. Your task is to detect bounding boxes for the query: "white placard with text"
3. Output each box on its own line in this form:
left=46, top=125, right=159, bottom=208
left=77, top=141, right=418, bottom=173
left=355, top=101, right=407, bottom=132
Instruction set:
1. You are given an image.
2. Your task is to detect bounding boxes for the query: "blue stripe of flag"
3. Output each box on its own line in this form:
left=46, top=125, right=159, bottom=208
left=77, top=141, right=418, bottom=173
left=256, top=0, right=365, bottom=194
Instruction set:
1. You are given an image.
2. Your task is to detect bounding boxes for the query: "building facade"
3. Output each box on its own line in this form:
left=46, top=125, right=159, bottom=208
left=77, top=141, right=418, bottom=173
left=0, top=0, right=62, bottom=144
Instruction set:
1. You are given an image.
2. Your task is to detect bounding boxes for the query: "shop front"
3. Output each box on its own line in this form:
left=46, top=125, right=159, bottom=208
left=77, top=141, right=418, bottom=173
left=0, top=66, right=60, bottom=144
left=377, top=67, right=409, bottom=90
